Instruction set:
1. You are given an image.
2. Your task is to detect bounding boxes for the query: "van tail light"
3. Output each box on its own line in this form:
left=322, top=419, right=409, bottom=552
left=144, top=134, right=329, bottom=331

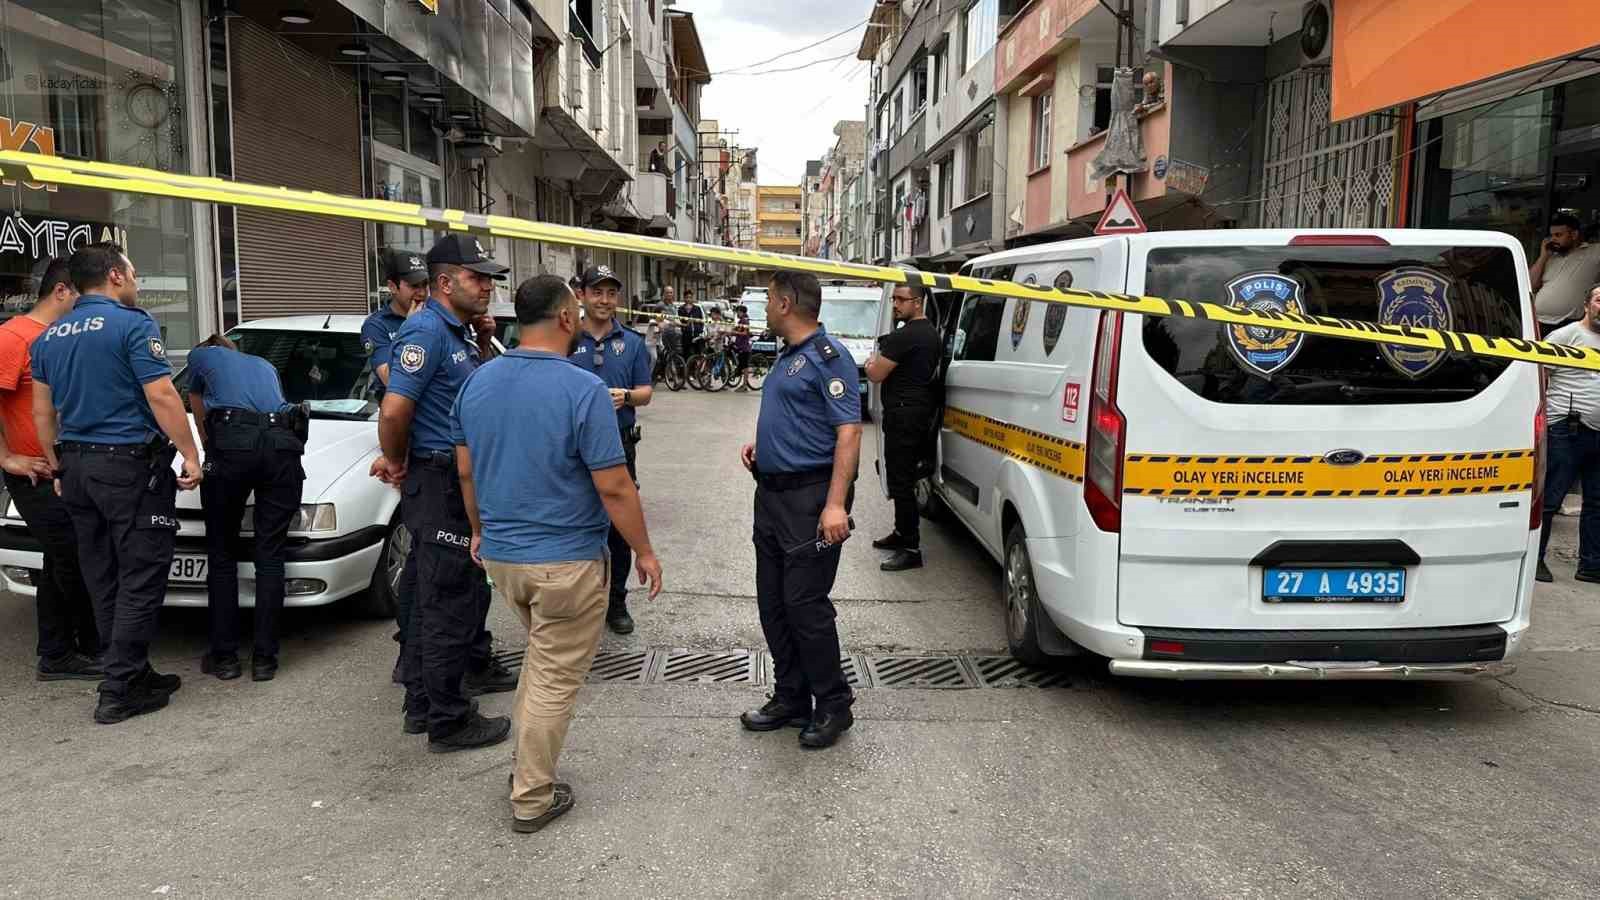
left=1531, top=406, right=1548, bottom=531
left=1287, top=234, right=1391, bottom=246
left=1084, top=311, right=1126, bottom=533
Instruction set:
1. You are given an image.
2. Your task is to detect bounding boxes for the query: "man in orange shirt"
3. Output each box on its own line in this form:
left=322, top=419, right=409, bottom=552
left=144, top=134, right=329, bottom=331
left=0, top=259, right=100, bottom=680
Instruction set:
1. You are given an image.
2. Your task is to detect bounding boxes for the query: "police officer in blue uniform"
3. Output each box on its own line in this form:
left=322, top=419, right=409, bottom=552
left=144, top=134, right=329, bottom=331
left=372, top=233, right=514, bottom=752
left=186, top=334, right=306, bottom=683
left=363, top=249, right=430, bottom=396
left=570, top=265, right=654, bottom=634
left=737, top=271, right=862, bottom=749
left=31, top=243, right=203, bottom=725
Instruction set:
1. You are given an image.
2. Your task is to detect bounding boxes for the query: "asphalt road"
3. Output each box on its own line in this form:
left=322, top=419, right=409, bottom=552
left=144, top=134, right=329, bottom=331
left=3, top=388, right=1599, bottom=898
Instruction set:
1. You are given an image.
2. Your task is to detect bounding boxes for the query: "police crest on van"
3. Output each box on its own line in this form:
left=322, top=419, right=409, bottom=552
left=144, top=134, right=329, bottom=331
left=1223, top=272, right=1306, bottom=377
left=1376, top=267, right=1452, bottom=379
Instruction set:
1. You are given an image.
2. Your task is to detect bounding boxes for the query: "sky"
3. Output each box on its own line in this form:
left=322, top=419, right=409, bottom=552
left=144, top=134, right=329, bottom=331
left=689, top=0, right=873, bottom=187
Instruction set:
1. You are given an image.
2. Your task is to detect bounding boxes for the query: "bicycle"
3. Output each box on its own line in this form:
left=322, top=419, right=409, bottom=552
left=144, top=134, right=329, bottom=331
left=742, top=352, right=773, bottom=391
left=654, top=346, right=689, bottom=392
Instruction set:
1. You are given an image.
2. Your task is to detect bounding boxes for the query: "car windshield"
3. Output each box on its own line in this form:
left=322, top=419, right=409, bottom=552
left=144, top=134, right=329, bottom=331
left=174, top=329, right=376, bottom=420
left=819, top=299, right=878, bottom=339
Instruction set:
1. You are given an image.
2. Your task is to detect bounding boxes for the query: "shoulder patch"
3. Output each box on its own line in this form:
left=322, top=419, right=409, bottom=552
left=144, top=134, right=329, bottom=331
left=398, top=343, right=426, bottom=374
left=362, top=338, right=375, bottom=356
left=148, top=337, right=165, bottom=360
left=827, top=377, right=847, bottom=399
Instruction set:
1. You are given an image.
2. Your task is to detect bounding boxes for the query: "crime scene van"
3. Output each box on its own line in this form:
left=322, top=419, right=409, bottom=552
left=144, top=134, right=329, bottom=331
left=870, top=230, right=1541, bottom=680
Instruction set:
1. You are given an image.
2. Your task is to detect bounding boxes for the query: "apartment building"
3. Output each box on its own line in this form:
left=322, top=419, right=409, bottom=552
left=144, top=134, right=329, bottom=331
left=756, top=185, right=805, bottom=253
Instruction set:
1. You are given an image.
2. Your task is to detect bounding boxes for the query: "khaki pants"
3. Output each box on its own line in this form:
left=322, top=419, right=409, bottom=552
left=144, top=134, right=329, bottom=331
left=485, top=556, right=609, bottom=819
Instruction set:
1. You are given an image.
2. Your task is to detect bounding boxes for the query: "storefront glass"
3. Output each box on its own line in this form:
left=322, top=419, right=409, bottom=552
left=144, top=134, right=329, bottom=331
left=366, top=81, right=444, bottom=308
left=0, top=0, right=202, bottom=350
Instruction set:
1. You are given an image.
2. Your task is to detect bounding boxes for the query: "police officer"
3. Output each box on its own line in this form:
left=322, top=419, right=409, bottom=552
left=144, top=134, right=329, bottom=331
left=738, top=271, right=861, bottom=749
left=865, top=282, right=942, bottom=571
left=31, top=242, right=202, bottom=724
left=371, top=234, right=513, bottom=751
left=187, top=334, right=306, bottom=682
left=363, top=249, right=431, bottom=394
left=570, top=265, right=654, bottom=634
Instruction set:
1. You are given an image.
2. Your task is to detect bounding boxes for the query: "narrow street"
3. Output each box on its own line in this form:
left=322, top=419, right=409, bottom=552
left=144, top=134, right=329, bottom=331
left=3, top=389, right=1599, bottom=898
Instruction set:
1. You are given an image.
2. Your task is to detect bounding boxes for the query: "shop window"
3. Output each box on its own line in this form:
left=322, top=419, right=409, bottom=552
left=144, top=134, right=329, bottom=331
left=370, top=87, right=405, bottom=151
left=1419, top=88, right=1555, bottom=251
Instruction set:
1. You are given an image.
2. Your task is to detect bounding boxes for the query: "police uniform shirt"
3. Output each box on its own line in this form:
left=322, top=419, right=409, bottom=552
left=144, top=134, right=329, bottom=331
left=185, top=346, right=291, bottom=414
left=755, top=326, right=860, bottom=473
left=570, top=320, right=652, bottom=431
left=386, top=298, right=480, bottom=453
left=30, top=294, right=169, bottom=444
left=450, top=350, right=626, bottom=564
left=362, top=307, right=407, bottom=379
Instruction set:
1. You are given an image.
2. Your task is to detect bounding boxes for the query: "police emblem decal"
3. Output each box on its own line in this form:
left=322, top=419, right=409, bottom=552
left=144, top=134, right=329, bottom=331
left=1043, top=274, right=1071, bottom=357
left=1011, top=274, right=1036, bottom=349
left=148, top=337, right=165, bottom=360
left=1222, top=272, right=1306, bottom=377
left=398, top=343, right=426, bottom=374
left=827, top=377, right=846, bottom=399
left=787, top=356, right=807, bottom=376
left=1375, top=267, right=1452, bottom=379
left=611, top=338, right=625, bottom=356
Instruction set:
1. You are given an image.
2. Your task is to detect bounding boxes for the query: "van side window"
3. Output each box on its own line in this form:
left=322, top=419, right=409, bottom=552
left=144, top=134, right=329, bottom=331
left=952, top=264, right=1013, bottom=363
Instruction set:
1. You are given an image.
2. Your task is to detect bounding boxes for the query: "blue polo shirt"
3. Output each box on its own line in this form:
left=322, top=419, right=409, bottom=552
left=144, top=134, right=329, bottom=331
left=570, top=319, right=653, bottom=431
left=450, top=349, right=626, bottom=564
left=361, top=306, right=407, bottom=399
left=184, top=346, right=290, bottom=414
left=755, top=326, right=860, bottom=473
left=386, top=298, right=480, bottom=453
left=30, top=294, right=170, bottom=444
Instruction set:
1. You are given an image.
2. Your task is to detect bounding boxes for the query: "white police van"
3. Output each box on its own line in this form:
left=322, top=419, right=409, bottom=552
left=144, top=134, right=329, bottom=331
left=871, top=230, right=1541, bottom=679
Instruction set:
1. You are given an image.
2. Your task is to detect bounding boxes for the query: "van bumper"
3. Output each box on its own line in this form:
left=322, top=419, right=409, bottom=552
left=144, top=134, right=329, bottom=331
left=1110, top=659, right=1511, bottom=680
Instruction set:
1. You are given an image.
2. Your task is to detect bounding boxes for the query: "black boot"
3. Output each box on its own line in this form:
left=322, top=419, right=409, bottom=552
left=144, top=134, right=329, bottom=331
left=798, top=707, right=854, bottom=749
left=36, top=652, right=103, bottom=682
left=740, top=695, right=812, bottom=732
left=427, top=711, right=511, bottom=753
left=201, top=652, right=242, bottom=680
left=93, top=680, right=173, bottom=725
left=871, top=531, right=912, bottom=550
left=606, top=597, right=635, bottom=635
left=464, top=657, right=517, bottom=695
left=251, top=655, right=279, bottom=682
left=880, top=548, right=924, bottom=571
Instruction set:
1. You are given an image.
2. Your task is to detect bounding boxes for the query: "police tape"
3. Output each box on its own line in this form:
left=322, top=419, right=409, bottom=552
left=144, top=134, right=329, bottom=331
left=3, top=148, right=1596, bottom=373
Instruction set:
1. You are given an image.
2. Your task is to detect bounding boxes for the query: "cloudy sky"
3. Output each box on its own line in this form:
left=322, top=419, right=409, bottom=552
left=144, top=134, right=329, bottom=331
left=688, top=0, right=873, bottom=186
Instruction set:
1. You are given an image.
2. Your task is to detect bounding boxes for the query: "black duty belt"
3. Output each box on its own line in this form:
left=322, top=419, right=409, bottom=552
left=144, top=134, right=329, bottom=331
left=57, top=441, right=151, bottom=458
left=209, top=407, right=295, bottom=430
left=410, top=450, right=455, bottom=468
left=754, top=466, right=832, bottom=491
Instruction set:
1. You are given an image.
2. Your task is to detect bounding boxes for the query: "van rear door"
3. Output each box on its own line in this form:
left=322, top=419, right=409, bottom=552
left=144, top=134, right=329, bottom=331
left=1117, top=232, right=1537, bottom=632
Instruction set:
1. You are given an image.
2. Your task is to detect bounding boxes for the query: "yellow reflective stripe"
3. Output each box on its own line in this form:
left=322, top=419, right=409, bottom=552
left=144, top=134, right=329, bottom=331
left=943, top=407, right=1084, bottom=482
left=1123, top=451, right=1535, bottom=498
left=5, top=148, right=1596, bottom=372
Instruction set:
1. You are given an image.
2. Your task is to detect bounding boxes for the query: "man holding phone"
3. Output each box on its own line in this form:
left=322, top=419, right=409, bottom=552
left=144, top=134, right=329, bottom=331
left=1531, top=214, right=1600, bottom=334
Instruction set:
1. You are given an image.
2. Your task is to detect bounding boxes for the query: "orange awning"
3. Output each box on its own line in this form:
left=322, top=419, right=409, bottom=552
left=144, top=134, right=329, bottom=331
left=1332, top=0, right=1600, bottom=120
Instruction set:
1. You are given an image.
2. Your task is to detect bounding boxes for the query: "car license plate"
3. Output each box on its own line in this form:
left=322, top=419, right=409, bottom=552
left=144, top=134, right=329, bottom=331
left=752, top=340, right=777, bottom=353
left=1263, top=567, right=1405, bottom=603
left=169, top=554, right=208, bottom=584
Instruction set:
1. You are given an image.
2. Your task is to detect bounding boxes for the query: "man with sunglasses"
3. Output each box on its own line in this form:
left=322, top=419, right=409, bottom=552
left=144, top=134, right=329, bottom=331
left=865, top=283, right=941, bottom=571
left=569, top=265, right=654, bottom=634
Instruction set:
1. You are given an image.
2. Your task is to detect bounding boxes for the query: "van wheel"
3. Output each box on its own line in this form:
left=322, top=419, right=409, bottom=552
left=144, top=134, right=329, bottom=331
left=914, top=475, right=946, bottom=521
left=1003, top=523, right=1049, bottom=667
left=349, top=519, right=408, bottom=619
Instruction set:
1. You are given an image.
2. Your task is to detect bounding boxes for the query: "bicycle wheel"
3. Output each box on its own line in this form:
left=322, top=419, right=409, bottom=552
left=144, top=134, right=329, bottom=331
left=745, top=353, right=772, bottom=391
left=664, top=356, right=688, bottom=392
left=687, top=354, right=710, bottom=391
left=703, top=354, right=728, bottom=393
left=720, top=353, right=742, bottom=390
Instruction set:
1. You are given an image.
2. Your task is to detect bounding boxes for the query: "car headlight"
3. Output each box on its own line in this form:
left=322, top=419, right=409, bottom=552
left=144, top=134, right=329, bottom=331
left=241, top=503, right=337, bottom=535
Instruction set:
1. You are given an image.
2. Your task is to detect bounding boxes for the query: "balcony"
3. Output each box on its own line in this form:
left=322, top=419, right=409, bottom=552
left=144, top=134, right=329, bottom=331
left=1064, top=101, right=1171, bottom=221
left=605, top=171, right=673, bottom=235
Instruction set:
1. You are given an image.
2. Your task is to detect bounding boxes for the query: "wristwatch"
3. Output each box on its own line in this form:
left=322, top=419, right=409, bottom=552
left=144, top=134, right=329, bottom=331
left=623, top=389, right=632, bottom=407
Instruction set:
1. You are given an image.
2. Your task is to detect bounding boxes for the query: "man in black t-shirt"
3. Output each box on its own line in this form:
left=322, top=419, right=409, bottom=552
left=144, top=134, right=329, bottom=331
left=865, top=283, right=942, bottom=571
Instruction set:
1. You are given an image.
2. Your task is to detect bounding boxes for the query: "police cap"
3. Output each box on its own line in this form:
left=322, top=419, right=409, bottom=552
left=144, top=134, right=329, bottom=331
left=578, top=265, right=624, bottom=291
left=382, top=249, right=429, bottom=285
left=426, top=234, right=510, bottom=279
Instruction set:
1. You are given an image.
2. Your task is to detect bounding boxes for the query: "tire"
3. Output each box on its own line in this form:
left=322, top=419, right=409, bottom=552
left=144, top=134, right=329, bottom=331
left=349, top=518, right=409, bottom=619
left=664, top=356, right=688, bottom=392
left=913, top=474, right=946, bottom=521
left=687, top=355, right=710, bottom=391
left=1003, top=523, right=1049, bottom=667
left=720, top=354, right=742, bottom=390
left=746, top=353, right=772, bottom=391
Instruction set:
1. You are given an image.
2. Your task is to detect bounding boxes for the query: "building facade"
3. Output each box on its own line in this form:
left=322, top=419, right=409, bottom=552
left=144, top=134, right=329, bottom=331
left=756, top=185, right=803, bottom=253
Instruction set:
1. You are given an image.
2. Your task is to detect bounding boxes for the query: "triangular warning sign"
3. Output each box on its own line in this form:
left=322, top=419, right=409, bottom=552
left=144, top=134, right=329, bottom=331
left=1094, top=187, right=1147, bottom=235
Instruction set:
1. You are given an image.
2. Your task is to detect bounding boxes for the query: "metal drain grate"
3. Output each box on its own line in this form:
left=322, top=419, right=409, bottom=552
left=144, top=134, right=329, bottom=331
left=864, top=655, right=977, bottom=689
left=587, top=650, right=653, bottom=683
left=761, top=652, right=871, bottom=688
left=654, top=649, right=757, bottom=684
left=967, top=656, right=1071, bottom=689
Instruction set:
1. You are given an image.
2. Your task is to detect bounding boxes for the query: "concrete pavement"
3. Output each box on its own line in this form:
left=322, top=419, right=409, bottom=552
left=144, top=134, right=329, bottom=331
left=2, top=388, right=1598, bottom=898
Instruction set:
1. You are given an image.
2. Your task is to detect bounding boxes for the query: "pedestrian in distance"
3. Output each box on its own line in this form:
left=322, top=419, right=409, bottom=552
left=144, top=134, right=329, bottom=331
left=675, top=288, right=705, bottom=356
left=866, top=282, right=943, bottom=572
left=1532, top=213, right=1600, bottom=335
left=452, top=273, right=664, bottom=834
left=1536, top=284, right=1600, bottom=584
left=0, top=257, right=100, bottom=682
left=649, top=140, right=669, bottom=175
left=187, top=333, right=307, bottom=682
left=570, top=265, right=654, bottom=634
left=733, top=305, right=753, bottom=392
left=31, top=242, right=202, bottom=724
left=371, top=234, right=516, bottom=752
left=738, top=271, right=861, bottom=749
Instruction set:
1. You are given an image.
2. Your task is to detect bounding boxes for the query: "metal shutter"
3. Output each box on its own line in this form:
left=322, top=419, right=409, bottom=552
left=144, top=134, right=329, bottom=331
left=228, top=19, right=367, bottom=319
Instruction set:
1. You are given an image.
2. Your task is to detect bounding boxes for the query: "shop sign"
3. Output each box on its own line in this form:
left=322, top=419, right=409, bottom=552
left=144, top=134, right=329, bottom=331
left=0, top=116, right=58, bottom=192
left=0, top=212, right=128, bottom=261
left=1164, top=159, right=1210, bottom=196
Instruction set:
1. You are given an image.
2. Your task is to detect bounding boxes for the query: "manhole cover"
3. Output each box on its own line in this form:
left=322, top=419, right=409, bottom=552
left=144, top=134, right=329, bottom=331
left=588, top=650, right=652, bottom=683
left=761, top=652, right=871, bottom=688
left=864, top=655, right=976, bottom=689
left=967, top=656, right=1070, bottom=688
left=653, top=650, right=756, bottom=684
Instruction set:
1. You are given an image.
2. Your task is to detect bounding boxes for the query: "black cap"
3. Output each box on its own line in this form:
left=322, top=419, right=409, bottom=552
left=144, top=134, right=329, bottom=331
left=425, top=234, right=510, bottom=279
left=382, top=249, right=429, bottom=285
left=578, top=264, right=624, bottom=291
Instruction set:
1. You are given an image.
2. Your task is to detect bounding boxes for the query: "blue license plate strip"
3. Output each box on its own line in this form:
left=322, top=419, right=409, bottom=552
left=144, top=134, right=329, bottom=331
left=1263, top=567, right=1405, bottom=603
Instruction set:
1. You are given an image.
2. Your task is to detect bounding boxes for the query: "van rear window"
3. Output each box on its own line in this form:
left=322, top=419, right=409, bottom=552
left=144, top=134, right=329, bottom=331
left=1141, top=245, right=1522, bottom=404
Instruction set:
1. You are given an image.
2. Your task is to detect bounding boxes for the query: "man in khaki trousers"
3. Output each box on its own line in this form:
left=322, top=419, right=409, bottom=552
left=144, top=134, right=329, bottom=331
left=451, top=274, right=663, bottom=833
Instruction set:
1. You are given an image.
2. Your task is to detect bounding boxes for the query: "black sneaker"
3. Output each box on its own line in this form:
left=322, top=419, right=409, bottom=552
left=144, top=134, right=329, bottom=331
left=136, top=667, right=182, bottom=694
left=798, top=707, right=854, bottom=749
left=871, top=531, right=912, bottom=550
left=201, top=652, right=242, bottom=681
left=1536, top=560, right=1555, bottom=583
left=94, top=683, right=171, bottom=725
left=1575, top=569, right=1600, bottom=584
left=880, top=548, right=924, bottom=572
left=740, top=696, right=812, bottom=732
left=465, top=658, right=518, bottom=696
left=512, top=783, right=575, bottom=834
left=37, top=652, right=103, bottom=682
left=606, top=610, right=635, bottom=635
left=251, top=655, right=278, bottom=682
left=427, top=711, right=511, bottom=753
left=404, top=699, right=478, bottom=735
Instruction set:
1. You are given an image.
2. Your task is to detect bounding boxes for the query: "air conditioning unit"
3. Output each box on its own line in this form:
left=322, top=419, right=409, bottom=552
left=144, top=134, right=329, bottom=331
left=1300, top=1, right=1332, bottom=66
left=455, top=133, right=503, bottom=158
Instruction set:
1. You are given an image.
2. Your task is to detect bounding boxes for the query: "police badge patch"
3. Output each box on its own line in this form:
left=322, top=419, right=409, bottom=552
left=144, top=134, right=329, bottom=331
left=611, top=338, right=625, bottom=356
left=148, top=337, right=165, bottom=360
left=787, top=355, right=807, bottom=376
left=362, top=338, right=375, bottom=356
left=1376, top=267, right=1452, bottom=379
left=1223, top=272, right=1306, bottom=377
left=827, top=378, right=846, bottom=398
left=398, top=343, right=426, bottom=374
left=1011, top=275, right=1036, bottom=349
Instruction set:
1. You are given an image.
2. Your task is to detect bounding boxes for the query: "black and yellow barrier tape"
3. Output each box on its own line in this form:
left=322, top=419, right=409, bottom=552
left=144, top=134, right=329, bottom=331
left=2, top=149, right=1593, bottom=372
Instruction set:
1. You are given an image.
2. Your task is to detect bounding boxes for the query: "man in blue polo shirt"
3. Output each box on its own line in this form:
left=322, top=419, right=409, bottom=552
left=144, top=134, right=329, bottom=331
left=453, top=273, right=662, bottom=834
left=372, top=233, right=514, bottom=752
left=362, top=249, right=430, bottom=395
left=570, top=264, right=653, bottom=634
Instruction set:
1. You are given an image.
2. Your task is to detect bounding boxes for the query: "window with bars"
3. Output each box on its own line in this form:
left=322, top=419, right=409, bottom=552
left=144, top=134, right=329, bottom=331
left=1259, top=68, right=1400, bottom=229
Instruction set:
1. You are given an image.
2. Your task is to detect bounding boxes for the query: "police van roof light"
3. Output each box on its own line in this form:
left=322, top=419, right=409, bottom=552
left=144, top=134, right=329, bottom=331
left=1287, top=234, right=1390, bottom=246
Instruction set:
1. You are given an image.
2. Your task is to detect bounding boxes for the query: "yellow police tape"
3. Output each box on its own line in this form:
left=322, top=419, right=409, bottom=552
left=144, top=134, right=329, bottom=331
left=2, top=148, right=1596, bottom=372
left=943, top=406, right=1535, bottom=497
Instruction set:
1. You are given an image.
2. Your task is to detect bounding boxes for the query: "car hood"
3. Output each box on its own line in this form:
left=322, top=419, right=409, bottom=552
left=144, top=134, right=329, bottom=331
left=175, top=416, right=378, bottom=509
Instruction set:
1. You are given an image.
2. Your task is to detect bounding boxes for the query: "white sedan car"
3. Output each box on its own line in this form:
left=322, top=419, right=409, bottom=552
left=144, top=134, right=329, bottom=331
left=0, top=315, right=406, bottom=617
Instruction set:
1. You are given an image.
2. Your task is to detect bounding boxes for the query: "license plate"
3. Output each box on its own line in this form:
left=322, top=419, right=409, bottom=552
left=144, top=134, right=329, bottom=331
left=752, top=340, right=777, bottom=352
left=169, top=554, right=208, bottom=584
left=1263, top=567, right=1405, bottom=603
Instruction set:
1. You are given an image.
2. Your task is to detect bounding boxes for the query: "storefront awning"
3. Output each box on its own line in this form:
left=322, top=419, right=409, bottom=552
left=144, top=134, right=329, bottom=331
left=1332, top=0, right=1600, bottom=121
